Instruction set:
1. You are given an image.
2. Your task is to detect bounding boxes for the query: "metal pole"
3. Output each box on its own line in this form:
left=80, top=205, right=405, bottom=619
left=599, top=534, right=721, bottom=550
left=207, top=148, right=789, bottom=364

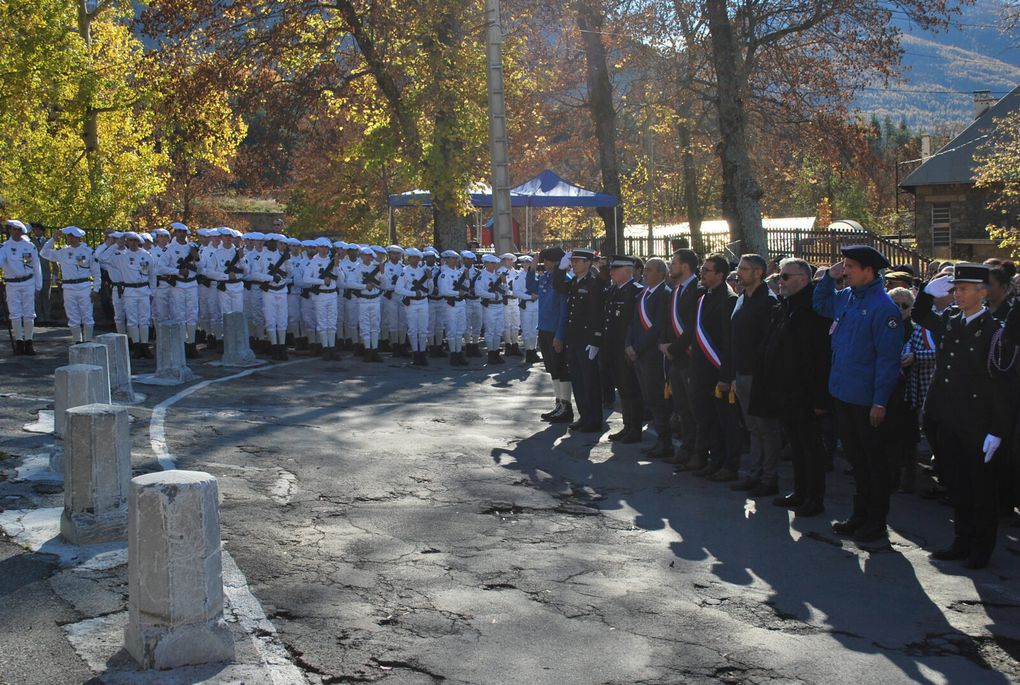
left=388, top=207, right=396, bottom=244
left=485, top=0, right=514, bottom=254
left=646, top=104, right=654, bottom=252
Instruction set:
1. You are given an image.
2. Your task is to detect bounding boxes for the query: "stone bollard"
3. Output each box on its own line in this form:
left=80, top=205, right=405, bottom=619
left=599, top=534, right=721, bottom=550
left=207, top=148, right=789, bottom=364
left=153, top=323, right=196, bottom=383
left=222, top=311, right=257, bottom=367
left=69, top=343, right=111, bottom=399
left=125, top=471, right=234, bottom=669
left=60, top=404, right=130, bottom=545
left=96, top=333, right=136, bottom=401
left=54, top=364, right=111, bottom=439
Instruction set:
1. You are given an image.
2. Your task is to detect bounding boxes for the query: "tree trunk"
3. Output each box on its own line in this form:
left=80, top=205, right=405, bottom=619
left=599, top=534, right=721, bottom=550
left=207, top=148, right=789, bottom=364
left=77, top=0, right=102, bottom=194
left=575, top=0, right=623, bottom=254
left=677, top=120, right=703, bottom=255
left=704, top=0, right=766, bottom=257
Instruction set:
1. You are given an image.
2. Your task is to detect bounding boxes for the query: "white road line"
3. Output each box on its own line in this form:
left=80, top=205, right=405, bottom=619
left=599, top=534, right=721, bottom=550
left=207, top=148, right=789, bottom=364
left=149, top=359, right=308, bottom=684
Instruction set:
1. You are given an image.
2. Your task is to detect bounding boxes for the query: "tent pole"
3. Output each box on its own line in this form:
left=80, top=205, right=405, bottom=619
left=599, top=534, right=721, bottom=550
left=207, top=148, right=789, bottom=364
left=613, top=209, right=618, bottom=255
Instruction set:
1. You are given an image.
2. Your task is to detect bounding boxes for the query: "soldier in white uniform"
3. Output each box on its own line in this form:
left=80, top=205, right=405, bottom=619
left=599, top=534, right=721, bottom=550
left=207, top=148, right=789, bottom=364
left=514, top=254, right=541, bottom=363
left=303, top=237, right=342, bottom=360
left=251, top=233, right=292, bottom=360
left=349, top=246, right=384, bottom=362
left=157, top=222, right=201, bottom=357
left=461, top=251, right=483, bottom=357
left=500, top=253, right=523, bottom=357
left=97, top=231, right=155, bottom=358
left=1, top=219, right=43, bottom=355
left=196, top=228, right=222, bottom=351
left=475, top=253, right=507, bottom=365
left=96, top=232, right=128, bottom=335
left=285, top=237, right=305, bottom=350
left=437, top=250, right=469, bottom=366
left=395, top=247, right=431, bottom=366
left=40, top=226, right=101, bottom=344
left=242, top=232, right=268, bottom=351
left=382, top=245, right=406, bottom=356
left=210, top=229, right=247, bottom=319
left=298, top=240, right=319, bottom=351
left=423, top=248, right=445, bottom=357
left=340, top=244, right=361, bottom=351
left=150, top=228, right=173, bottom=326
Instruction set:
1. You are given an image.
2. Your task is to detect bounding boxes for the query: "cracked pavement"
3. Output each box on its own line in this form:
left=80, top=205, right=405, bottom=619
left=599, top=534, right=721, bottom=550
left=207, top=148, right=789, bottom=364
left=2, top=329, right=1020, bottom=684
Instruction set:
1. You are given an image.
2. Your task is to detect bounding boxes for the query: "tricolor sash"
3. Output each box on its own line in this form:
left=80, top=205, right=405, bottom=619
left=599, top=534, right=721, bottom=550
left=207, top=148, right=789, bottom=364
left=921, top=327, right=935, bottom=350
left=695, top=294, right=722, bottom=369
left=670, top=286, right=684, bottom=337
left=638, top=288, right=653, bottom=331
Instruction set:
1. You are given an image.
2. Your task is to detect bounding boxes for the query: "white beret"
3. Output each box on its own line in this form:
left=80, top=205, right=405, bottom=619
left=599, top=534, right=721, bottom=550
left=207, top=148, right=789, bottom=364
left=314, top=237, right=332, bottom=247
left=170, top=222, right=189, bottom=232
left=500, top=252, right=516, bottom=260
left=153, top=228, right=171, bottom=237
left=519, top=255, right=533, bottom=263
left=482, top=254, right=501, bottom=264
left=140, top=233, right=153, bottom=242
left=360, top=247, right=375, bottom=256
left=246, top=232, right=266, bottom=241
left=404, top=247, right=423, bottom=258
left=5, top=219, right=27, bottom=231
left=371, top=245, right=386, bottom=254
left=460, top=251, right=476, bottom=260
left=441, top=249, right=459, bottom=258
left=124, top=231, right=141, bottom=241
left=386, top=245, right=404, bottom=254
left=60, top=226, right=86, bottom=238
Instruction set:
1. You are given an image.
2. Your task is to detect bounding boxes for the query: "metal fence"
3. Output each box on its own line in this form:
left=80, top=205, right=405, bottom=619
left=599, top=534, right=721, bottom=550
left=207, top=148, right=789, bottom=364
left=532, top=228, right=928, bottom=273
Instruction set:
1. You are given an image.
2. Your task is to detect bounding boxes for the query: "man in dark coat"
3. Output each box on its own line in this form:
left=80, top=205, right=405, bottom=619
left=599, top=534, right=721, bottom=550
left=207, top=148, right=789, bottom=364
left=603, top=256, right=644, bottom=443
left=627, top=258, right=673, bottom=457
left=750, top=258, right=832, bottom=517
left=558, top=249, right=606, bottom=434
left=689, top=254, right=740, bottom=480
left=660, top=249, right=702, bottom=467
left=914, top=264, right=1017, bottom=568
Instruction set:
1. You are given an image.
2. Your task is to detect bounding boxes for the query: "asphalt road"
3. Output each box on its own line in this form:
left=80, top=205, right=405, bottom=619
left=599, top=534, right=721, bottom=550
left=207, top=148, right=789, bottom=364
left=2, top=329, right=1019, bottom=684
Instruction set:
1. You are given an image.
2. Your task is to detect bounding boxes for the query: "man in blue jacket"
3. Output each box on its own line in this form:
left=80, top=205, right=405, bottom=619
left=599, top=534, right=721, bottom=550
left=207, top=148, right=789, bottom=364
left=813, top=245, right=902, bottom=543
left=537, top=248, right=572, bottom=423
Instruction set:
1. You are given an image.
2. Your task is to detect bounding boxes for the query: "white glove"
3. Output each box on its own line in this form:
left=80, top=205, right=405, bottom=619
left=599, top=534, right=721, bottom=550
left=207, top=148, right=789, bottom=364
left=586, top=345, right=599, bottom=361
left=924, top=274, right=953, bottom=298
left=559, top=252, right=572, bottom=270
left=983, top=434, right=1002, bottom=463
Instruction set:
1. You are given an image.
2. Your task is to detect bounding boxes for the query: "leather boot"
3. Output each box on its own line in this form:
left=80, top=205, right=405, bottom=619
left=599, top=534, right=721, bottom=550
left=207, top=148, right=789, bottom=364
left=23, top=340, right=36, bottom=356
left=295, top=336, right=309, bottom=351
left=508, top=343, right=522, bottom=357
left=14, top=339, right=24, bottom=355
left=541, top=401, right=563, bottom=421
left=525, top=349, right=540, bottom=363
left=549, top=402, right=573, bottom=424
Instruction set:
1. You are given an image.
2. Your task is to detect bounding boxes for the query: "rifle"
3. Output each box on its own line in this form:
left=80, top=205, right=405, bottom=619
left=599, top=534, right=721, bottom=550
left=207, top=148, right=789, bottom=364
left=488, top=273, right=508, bottom=305
left=402, top=270, right=431, bottom=306
left=385, top=271, right=399, bottom=299
left=265, top=251, right=291, bottom=289
left=218, top=248, right=244, bottom=291
left=173, top=246, right=199, bottom=286
left=362, top=264, right=381, bottom=289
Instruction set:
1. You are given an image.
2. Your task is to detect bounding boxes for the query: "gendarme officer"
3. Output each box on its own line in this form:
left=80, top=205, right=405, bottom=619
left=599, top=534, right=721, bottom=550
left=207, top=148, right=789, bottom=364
left=556, top=249, right=606, bottom=435
left=813, top=245, right=902, bottom=543
left=603, top=256, right=644, bottom=443
left=914, top=263, right=1018, bottom=568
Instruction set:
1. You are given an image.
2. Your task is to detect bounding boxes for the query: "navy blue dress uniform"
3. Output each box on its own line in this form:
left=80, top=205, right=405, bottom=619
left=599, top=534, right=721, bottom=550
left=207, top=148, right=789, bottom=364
left=662, top=271, right=702, bottom=464
left=628, top=274, right=673, bottom=457
left=913, top=264, right=1018, bottom=568
left=559, top=249, right=606, bottom=434
left=813, top=245, right=903, bottom=542
left=689, top=277, right=739, bottom=476
left=602, top=258, right=644, bottom=443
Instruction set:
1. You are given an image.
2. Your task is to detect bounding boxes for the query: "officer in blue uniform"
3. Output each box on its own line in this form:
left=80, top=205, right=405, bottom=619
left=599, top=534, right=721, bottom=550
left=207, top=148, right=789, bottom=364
left=813, top=245, right=902, bottom=543
left=537, top=248, right=572, bottom=424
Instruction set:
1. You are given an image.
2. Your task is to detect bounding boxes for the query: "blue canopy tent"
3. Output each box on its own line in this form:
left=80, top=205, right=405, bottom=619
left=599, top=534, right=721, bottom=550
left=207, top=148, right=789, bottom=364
left=509, top=170, right=619, bottom=250
left=386, top=171, right=619, bottom=248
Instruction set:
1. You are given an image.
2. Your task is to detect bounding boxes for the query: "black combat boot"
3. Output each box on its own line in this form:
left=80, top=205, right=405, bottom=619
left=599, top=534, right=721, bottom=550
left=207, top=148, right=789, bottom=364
left=549, top=402, right=573, bottom=424
left=22, top=340, right=36, bottom=356
left=185, top=343, right=200, bottom=359
left=295, top=336, right=309, bottom=351
left=14, top=339, right=24, bottom=355
left=525, top=349, right=540, bottom=363
left=508, top=343, right=522, bottom=357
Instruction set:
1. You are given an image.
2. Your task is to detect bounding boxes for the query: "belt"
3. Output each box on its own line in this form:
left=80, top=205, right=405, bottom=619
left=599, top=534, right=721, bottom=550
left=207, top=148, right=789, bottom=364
left=406, top=296, right=426, bottom=301
left=317, top=288, right=337, bottom=294
left=4, top=274, right=32, bottom=284
left=123, top=282, right=148, bottom=288
left=173, top=277, right=196, bottom=284
left=358, top=292, right=380, bottom=299
left=61, top=277, right=92, bottom=285
left=465, top=295, right=479, bottom=300
left=428, top=296, right=443, bottom=301
left=268, top=284, right=288, bottom=292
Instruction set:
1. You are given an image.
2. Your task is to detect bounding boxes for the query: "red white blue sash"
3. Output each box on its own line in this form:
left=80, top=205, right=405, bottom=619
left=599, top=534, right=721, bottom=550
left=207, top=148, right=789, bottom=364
left=638, top=288, right=653, bottom=331
left=921, top=327, right=935, bottom=350
left=695, top=294, right=722, bottom=369
left=670, top=286, right=684, bottom=337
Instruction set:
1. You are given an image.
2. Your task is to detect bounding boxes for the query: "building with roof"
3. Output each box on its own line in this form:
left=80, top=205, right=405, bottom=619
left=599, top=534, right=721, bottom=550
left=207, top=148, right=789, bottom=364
left=899, top=87, right=1020, bottom=260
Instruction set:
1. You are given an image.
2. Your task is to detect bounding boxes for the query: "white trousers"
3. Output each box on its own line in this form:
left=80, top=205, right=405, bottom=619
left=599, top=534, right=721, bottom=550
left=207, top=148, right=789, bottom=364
left=123, top=292, right=151, bottom=329
left=301, top=292, right=317, bottom=337
left=244, top=286, right=265, bottom=333
left=6, top=283, right=35, bottom=319
left=465, top=300, right=482, bottom=344
left=199, top=284, right=220, bottom=329
left=428, top=300, right=444, bottom=345
left=405, top=300, right=429, bottom=352
left=483, top=302, right=505, bottom=350
left=343, top=292, right=359, bottom=340
left=219, top=288, right=244, bottom=315
left=313, top=291, right=338, bottom=334
left=358, top=296, right=381, bottom=348
left=153, top=285, right=173, bottom=323
left=445, top=300, right=466, bottom=352
left=262, top=288, right=289, bottom=334
left=520, top=300, right=539, bottom=350
left=287, top=290, right=302, bottom=335
left=170, top=286, right=199, bottom=326
left=503, top=299, right=520, bottom=344
left=112, top=288, right=126, bottom=327
left=382, top=294, right=400, bottom=340
left=62, top=287, right=94, bottom=327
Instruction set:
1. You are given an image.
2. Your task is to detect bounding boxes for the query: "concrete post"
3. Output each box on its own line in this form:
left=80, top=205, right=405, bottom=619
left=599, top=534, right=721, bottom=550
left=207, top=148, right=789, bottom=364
left=54, top=364, right=111, bottom=439
left=154, top=323, right=196, bottom=383
left=96, top=333, right=137, bottom=402
left=125, top=471, right=234, bottom=669
left=69, top=343, right=111, bottom=399
left=60, top=404, right=130, bottom=545
left=222, top=311, right=257, bottom=367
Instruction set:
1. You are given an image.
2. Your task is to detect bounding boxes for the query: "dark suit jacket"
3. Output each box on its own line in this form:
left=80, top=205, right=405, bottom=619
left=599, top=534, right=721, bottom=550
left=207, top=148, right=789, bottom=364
left=660, top=275, right=702, bottom=368
left=628, top=280, right=671, bottom=358
left=690, top=282, right=738, bottom=384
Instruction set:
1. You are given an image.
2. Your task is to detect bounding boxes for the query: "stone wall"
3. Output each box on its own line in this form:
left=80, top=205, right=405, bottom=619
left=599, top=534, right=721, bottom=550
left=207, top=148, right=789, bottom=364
left=911, top=183, right=1012, bottom=260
